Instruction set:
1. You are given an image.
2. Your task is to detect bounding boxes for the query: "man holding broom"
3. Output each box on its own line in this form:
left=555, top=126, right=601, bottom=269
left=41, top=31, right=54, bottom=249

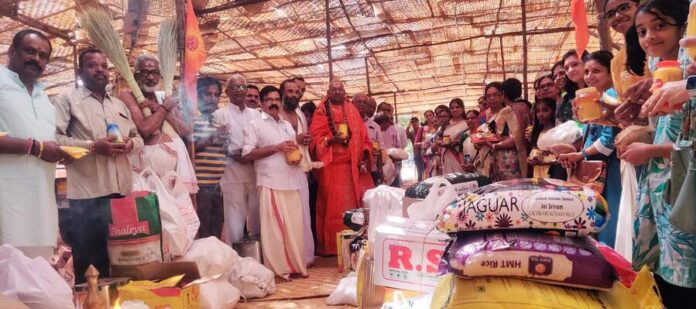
left=54, top=48, right=144, bottom=283
left=119, top=54, right=198, bottom=193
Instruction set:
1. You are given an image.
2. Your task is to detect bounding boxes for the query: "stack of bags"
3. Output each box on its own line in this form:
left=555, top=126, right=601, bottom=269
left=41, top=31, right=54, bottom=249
left=430, top=178, right=661, bottom=308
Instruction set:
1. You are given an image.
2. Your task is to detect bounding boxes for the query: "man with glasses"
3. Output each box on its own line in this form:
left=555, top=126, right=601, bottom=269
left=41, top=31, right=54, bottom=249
left=535, top=74, right=561, bottom=105
left=119, top=54, right=198, bottom=193
left=212, top=73, right=261, bottom=245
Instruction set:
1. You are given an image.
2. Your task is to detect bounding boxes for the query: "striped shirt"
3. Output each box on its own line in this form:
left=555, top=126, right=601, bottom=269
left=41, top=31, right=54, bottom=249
left=193, top=114, right=227, bottom=186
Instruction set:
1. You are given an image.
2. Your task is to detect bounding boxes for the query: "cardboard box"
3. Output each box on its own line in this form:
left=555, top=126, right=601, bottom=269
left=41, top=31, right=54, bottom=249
left=374, top=217, right=451, bottom=292
left=116, top=262, right=203, bottom=309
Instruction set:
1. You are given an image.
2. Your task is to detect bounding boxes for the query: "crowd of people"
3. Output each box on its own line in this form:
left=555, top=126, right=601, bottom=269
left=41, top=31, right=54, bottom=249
left=1, top=0, right=696, bottom=306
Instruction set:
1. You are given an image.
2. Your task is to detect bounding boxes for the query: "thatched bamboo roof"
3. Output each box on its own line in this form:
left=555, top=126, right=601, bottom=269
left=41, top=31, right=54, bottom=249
left=0, top=0, right=619, bottom=114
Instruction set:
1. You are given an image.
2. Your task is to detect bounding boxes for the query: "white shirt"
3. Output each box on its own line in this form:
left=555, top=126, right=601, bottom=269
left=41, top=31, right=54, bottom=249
left=242, top=112, right=304, bottom=191
left=213, top=103, right=261, bottom=183
left=364, top=117, right=384, bottom=148
left=381, top=124, right=406, bottom=149
left=395, top=124, right=408, bottom=149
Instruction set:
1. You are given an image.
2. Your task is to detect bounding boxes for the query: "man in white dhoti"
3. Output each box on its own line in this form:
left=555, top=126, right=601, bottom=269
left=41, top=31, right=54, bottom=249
left=279, top=79, right=315, bottom=265
left=242, top=85, right=307, bottom=279
left=214, top=73, right=261, bottom=244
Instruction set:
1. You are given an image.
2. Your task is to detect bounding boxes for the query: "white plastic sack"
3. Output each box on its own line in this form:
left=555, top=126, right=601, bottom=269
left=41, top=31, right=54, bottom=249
left=227, top=257, right=276, bottom=299
left=161, top=171, right=200, bottom=241
left=0, top=244, right=73, bottom=309
left=537, top=120, right=583, bottom=151
left=326, top=272, right=358, bottom=306
left=616, top=161, right=639, bottom=261
left=406, top=178, right=457, bottom=221
left=381, top=292, right=433, bottom=309
left=363, top=185, right=405, bottom=255
left=199, top=278, right=241, bottom=309
left=176, top=237, right=241, bottom=277
left=134, top=169, right=192, bottom=259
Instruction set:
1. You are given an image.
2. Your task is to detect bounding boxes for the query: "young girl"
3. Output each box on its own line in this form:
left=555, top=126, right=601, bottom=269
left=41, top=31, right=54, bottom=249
left=558, top=50, right=622, bottom=249
left=622, top=0, right=696, bottom=304
left=556, top=49, right=589, bottom=123
left=527, top=98, right=566, bottom=180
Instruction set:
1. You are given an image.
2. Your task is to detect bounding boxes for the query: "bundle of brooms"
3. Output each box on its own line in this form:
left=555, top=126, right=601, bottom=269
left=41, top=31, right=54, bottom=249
left=76, top=0, right=178, bottom=136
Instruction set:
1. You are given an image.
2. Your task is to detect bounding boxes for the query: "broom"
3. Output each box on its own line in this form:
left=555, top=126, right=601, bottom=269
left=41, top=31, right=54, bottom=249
left=157, top=17, right=178, bottom=96
left=77, top=1, right=177, bottom=137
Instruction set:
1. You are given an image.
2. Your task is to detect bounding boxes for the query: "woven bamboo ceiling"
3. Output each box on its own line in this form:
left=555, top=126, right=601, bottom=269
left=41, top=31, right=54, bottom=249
left=0, top=0, right=619, bottom=114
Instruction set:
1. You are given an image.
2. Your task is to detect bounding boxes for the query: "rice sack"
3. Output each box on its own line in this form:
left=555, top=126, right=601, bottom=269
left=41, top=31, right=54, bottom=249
left=438, top=232, right=616, bottom=289
left=405, top=172, right=492, bottom=199
left=435, top=178, right=608, bottom=236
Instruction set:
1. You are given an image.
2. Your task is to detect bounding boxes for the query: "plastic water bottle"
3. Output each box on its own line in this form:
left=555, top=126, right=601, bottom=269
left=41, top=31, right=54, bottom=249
left=686, top=2, right=696, bottom=58
left=106, top=123, right=124, bottom=143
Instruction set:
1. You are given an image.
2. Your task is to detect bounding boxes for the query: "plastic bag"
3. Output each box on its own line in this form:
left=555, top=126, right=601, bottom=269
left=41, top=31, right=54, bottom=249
left=199, top=278, right=241, bottom=309
left=326, top=272, right=358, bottom=306
left=407, top=177, right=457, bottom=221
left=134, top=169, right=192, bottom=259
left=0, top=244, right=73, bottom=309
left=537, top=121, right=583, bottom=151
left=227, top=257, right=276, bottom=299
left=431, top=266, right=662, bottom=309
left=363, top=185, right=405, bottom=255
left=161, top=171, right=200, bottom=242
left=175, top=237, right=241, bottom=277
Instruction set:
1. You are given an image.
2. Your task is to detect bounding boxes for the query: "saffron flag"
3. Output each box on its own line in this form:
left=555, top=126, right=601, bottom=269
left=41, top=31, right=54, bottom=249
left=184, top=0, right=207, bottom=108
left=570, top=0, right=589, bottom=57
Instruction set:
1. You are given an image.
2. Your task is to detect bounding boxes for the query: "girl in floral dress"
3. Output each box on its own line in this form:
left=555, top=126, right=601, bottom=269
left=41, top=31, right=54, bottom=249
left=622, top=0, right=696, bottom=305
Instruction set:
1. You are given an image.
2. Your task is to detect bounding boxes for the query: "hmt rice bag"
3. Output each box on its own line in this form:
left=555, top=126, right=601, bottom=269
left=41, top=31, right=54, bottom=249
left=101, top=192, right=163, bottom=266
left=438, top=232, right=616, bottom=289
left=436, top=178, right=608, bottom=236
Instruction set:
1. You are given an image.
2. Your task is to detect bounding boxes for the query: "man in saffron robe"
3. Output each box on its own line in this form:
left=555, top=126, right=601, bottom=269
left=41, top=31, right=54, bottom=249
left=309, top=80, right=374, bottom=255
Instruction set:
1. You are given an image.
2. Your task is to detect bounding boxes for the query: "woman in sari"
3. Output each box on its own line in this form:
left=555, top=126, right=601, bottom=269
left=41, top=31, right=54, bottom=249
left=423, top=105, right=450, bottom=177
left=476, top=82, right=528, bottom=181
left=415, top=110, right=436, bottom=180
left=440, top=98, right=469, bottom=174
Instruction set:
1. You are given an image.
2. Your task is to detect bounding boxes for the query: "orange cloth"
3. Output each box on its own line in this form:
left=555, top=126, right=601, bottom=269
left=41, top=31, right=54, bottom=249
left=571, top=0, right=589, bottom=57
left=184, top=0, right=207, bottom=108
left=309, top=98, right=374, bottom=255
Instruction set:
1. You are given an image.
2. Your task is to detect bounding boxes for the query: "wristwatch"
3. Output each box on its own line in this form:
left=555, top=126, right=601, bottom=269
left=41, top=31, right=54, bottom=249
left=686, top=75, right=696, bottom=98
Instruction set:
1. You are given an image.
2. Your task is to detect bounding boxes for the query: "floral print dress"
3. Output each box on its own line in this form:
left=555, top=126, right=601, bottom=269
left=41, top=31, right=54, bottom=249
left=633, top=52, right=696, bottom=288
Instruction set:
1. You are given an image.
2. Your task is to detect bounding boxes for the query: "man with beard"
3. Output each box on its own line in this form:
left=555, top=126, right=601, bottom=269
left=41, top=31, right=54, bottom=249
left=0, top=29, right=68, bottom=260
left=279, top=79, right=315, bottom=265
left=192, top=77, right=227, bottom=239
left=242, top=85, right=307, bottom=279
left=213, top=73, right=261, bottom=245
left=354, top=93, right=383, bottom=184
left=118, top=54, right=197, bottom=193
left=54, top=48, right=144, bottom=283
left=246, top=84, right=260, bottom=109
left=309, top=80, right=374, bottom=255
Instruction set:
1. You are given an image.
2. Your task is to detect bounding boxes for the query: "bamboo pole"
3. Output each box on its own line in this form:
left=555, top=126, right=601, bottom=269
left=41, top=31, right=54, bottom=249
left=594, top=0, right=613, bottom=51
left=365, top=57, right=371, bottom=95
left=499, top=36, right=506, bottom=80
left=325, top=0, right=333, bottom=81
left=393, top=92, right=398, bottom=121
left=521, top=0, right=529, bottom=100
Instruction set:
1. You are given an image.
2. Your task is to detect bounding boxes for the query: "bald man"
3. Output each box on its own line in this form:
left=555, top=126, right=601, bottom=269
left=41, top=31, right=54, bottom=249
left=309, top=80, right=374, bottom=255
left=354, top=93, right=383, bottom=184
left=213, top=73, right=261, bottom=245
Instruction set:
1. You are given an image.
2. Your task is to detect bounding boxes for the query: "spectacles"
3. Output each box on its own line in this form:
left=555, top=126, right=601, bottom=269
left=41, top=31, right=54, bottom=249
left=603, top=2, right=633, bottom=20
left=538, top=82, right=555, bottom=90
left=231, top=85, right=247, bottom=91
left=135, top=69, right=161, bottom=77
left=485, top=92, right=501, bottom=99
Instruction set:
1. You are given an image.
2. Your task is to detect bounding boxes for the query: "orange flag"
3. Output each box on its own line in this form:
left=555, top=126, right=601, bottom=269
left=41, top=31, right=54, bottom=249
left=570, top=0, right=589, bottom=57
left=184, top=0, right=207, bottom=108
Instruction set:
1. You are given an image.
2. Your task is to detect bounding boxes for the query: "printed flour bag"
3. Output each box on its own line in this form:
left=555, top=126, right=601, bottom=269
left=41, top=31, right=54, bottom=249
left=438, top=232, right=616, bottom=289
left=436, top=178, right=609, bottom=236
left=101, top=192, right=163, bottom=266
